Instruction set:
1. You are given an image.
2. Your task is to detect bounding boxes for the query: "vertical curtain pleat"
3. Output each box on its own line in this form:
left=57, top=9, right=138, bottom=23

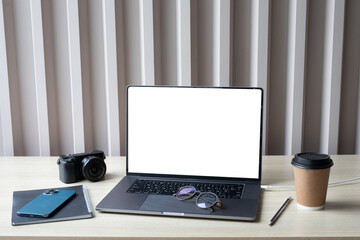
left=67, top=0, right=85, bottom=154
left=1, top=0, right=360, bottom=156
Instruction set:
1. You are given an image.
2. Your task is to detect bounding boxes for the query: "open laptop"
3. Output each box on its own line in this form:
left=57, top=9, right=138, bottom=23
left=96, top=85, right=263, bottom=221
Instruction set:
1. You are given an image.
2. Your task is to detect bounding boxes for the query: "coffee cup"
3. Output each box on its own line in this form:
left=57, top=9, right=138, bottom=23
left=291, top=153, right=333, bottom=210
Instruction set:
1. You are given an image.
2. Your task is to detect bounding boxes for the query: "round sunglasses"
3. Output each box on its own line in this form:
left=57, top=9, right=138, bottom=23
left=173, top=185, right=223, bottom=212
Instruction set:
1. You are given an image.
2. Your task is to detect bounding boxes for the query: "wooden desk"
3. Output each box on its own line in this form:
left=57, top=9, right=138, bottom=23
left=1, top=155, right=360, bottom=239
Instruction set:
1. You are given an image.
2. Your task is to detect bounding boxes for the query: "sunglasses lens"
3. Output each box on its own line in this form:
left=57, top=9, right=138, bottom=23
left=176, top=186, right=196, bottom=200
left=196, top=192, right=218, bottom=209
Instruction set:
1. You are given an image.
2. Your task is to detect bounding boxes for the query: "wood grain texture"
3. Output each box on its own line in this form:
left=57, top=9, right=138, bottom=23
left=1, top=155, right=359, bottom=239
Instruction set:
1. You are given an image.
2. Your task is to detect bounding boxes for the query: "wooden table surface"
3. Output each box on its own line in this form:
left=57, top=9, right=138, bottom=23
left=1, top=155, right=359, bottom=239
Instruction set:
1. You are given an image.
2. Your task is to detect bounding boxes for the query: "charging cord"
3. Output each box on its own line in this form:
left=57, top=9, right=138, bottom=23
left=261, top=185, right=294, bottom=190
left=261, top=176, right=360, bottom=190
left=328, top=176, right=360, bottom=186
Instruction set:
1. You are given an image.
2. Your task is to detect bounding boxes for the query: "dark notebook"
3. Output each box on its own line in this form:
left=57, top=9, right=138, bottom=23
left=12, top=185, right=93, bottom=226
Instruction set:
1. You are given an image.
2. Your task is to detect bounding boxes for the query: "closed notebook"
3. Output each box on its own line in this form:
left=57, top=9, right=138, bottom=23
left=12, top=185, right=93, bottom=226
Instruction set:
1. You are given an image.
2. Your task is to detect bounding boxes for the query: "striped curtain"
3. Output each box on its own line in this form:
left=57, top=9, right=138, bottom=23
left=1, top=0, right=360, bottom=156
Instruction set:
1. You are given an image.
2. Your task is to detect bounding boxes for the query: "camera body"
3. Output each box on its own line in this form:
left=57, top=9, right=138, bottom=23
left=57, top=150, right=106, bottom=184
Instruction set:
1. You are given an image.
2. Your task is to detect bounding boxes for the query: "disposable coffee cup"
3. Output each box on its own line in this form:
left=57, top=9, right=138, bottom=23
left=291, top=153, right=333, bottom=210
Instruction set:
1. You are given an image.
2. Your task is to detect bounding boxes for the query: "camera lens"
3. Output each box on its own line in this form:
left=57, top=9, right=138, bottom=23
left=81, top=156, right=106, bottom=182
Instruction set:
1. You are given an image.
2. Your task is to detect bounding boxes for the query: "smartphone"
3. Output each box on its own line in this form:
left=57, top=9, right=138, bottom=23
left=17, top=189, right=76, bottom=218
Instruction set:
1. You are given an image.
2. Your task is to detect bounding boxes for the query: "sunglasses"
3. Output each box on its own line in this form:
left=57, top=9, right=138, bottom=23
left=173, top=185, right=223, bottom=212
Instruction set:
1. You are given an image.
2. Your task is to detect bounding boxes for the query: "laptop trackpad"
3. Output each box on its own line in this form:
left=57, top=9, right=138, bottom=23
left=139, top=195, right=210, bottom=215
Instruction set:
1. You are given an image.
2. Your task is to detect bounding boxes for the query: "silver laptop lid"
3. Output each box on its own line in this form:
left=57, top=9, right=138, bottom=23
left=126, top=86, right=263, bottom=180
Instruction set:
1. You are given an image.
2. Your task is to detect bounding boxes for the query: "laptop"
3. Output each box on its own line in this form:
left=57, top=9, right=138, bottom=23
left=96, top=85, right=263, bottom=221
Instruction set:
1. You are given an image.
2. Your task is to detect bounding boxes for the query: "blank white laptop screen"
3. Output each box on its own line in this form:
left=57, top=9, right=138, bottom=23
left=127, top=86, right=262, bottom=179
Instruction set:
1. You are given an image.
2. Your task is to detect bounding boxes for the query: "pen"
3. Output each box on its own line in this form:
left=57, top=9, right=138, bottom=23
left=269, top=196, right=292, bottom=226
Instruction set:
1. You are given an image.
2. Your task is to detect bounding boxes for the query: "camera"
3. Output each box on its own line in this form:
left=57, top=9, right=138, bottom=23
left=57, top=150, right=107, bottom=184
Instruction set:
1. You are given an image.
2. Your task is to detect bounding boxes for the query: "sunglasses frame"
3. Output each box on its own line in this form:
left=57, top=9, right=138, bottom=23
left=173, top=185, right=223, bottom=212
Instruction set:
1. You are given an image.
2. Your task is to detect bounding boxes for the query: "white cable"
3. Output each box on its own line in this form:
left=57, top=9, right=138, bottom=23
left=261, top=176, right=360, bottom=190
left=328, top=176, right=360, bottom=185
left=261, top=185, right=295, bottom=190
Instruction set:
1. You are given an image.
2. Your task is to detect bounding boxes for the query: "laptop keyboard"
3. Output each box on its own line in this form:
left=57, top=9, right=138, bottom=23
left=126, top=179, right=244, bottom=199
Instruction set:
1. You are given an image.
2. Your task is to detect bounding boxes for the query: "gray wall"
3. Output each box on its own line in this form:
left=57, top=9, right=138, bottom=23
left=1, top=0, right=360, bottom=156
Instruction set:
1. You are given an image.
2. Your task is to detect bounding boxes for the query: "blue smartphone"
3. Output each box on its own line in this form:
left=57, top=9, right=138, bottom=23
left=17, top=189, right=76, bottom=218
